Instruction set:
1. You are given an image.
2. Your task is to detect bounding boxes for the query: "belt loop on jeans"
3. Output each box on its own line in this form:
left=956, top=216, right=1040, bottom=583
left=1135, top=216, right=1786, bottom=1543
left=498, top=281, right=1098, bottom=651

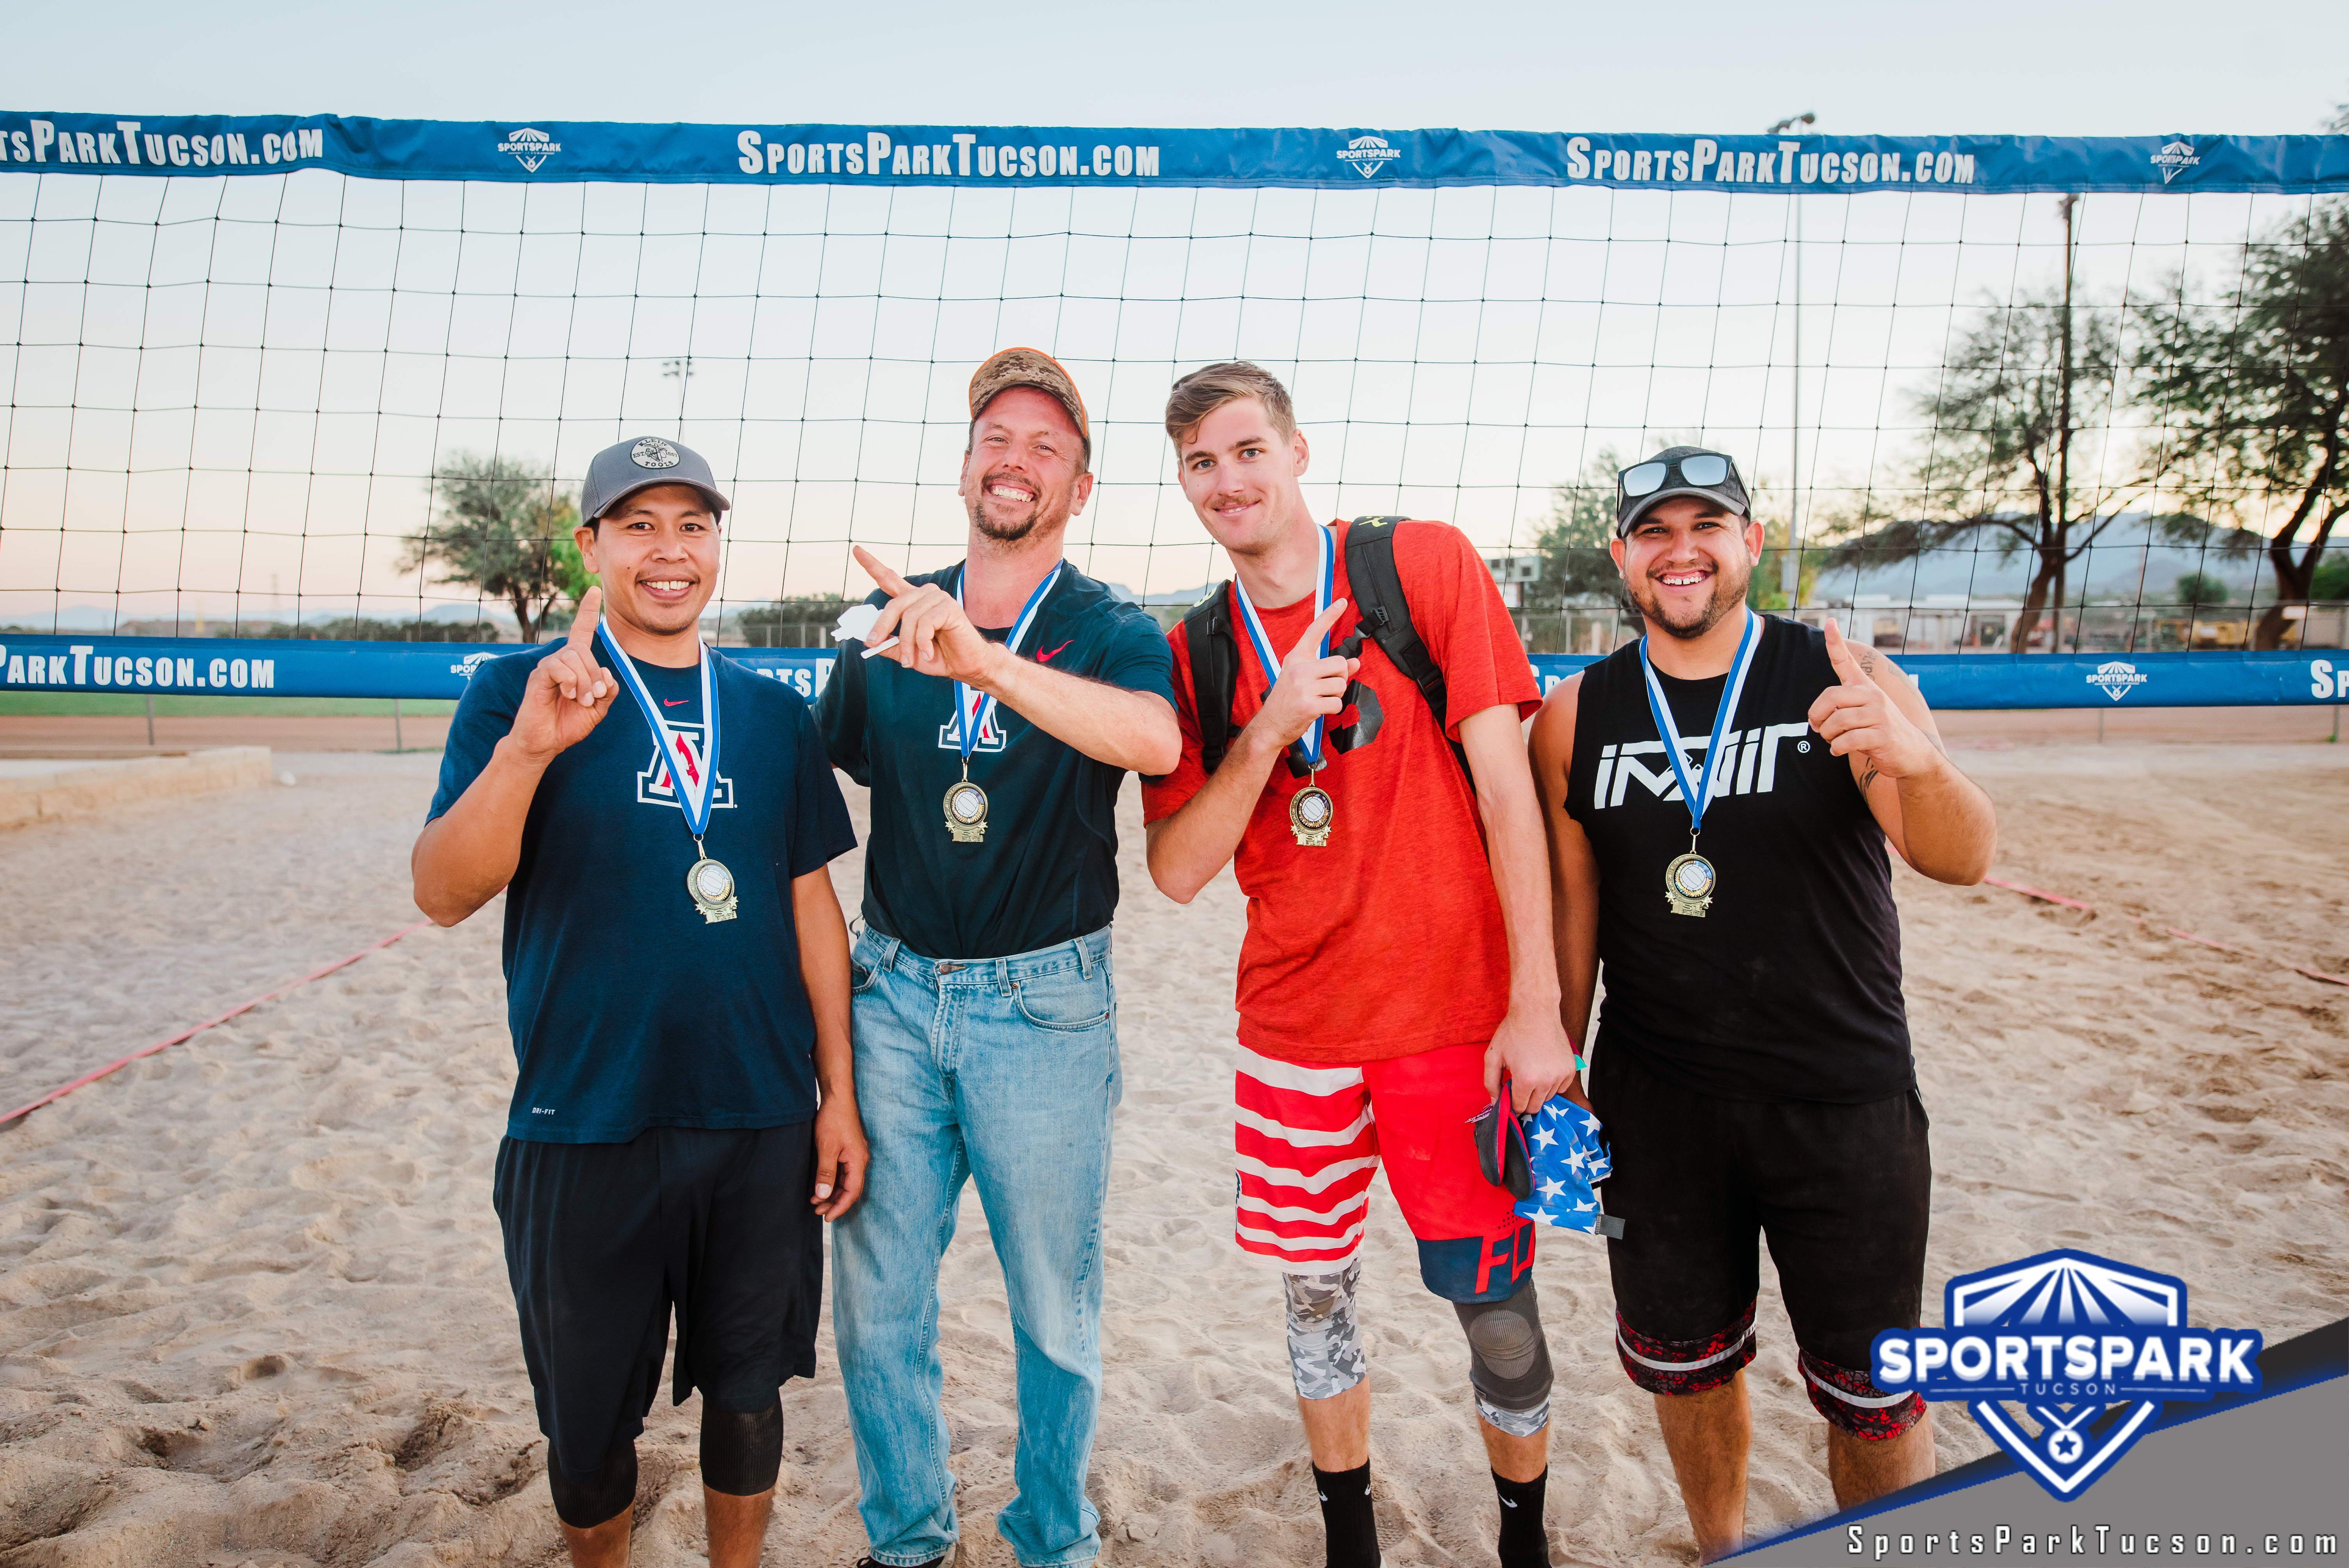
left=1075, top=935, right=1094, bottom=980
left=871, top=933, right=902, bottom=974
left=992, top=957, right=1012, bottom=994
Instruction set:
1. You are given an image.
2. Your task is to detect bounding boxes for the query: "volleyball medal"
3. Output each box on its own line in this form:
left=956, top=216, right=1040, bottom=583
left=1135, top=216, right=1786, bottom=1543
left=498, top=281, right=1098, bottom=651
left=945, top=560, right=1064, bottom=843
left=1663, top=848, right=1715, bottom=917
left=1289, top=785, right=1334, bottom=847
left=1638, top=611, right=1761, bottom=920
left=1234, top=523, right=1340, bottom=845
left=598, top=623, right=733, bottom=925
left=944, top=766, right=990, bottom=843
left=686, top=854, right=738, bottom=923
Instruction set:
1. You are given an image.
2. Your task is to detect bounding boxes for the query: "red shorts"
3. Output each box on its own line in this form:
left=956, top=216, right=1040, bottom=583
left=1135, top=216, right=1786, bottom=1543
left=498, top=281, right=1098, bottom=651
left=1234, top=1040, right=1535, bottom=1303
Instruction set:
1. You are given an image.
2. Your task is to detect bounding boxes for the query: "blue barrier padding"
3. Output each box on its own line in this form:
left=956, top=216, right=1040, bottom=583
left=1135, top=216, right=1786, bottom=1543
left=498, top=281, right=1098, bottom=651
left=5, top=636, right=2347, bottom=710
left=0, top=114, right=2342, bottom=197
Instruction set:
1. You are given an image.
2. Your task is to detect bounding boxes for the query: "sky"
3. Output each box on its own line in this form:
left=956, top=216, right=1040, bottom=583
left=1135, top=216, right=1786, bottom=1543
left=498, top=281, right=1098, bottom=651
left=6, top=0, right=2344, bottom=139
left=1, top=2, right=2344, bottom=622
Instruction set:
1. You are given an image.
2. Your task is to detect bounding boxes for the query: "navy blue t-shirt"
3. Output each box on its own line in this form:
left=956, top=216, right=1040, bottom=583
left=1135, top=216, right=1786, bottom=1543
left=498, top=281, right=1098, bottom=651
left=815, top=562, right=1175, bottom=960
left=428, top=643, right=857, bottom=1144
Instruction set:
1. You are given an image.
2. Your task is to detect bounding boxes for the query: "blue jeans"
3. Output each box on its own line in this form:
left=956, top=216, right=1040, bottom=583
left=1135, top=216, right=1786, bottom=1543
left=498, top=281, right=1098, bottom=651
left=833, top=925, right=1120, bottom=1568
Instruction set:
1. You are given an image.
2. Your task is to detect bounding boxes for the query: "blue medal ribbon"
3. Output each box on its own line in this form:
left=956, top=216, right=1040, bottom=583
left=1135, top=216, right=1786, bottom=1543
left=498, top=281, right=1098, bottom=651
left=952, top=560, right=1064, bottom=763
left=598, top=622, right=720, bottom=841
left=1230, top=522, right=1336, bottom=770
left=1637, top=610, right=1761, bottom=840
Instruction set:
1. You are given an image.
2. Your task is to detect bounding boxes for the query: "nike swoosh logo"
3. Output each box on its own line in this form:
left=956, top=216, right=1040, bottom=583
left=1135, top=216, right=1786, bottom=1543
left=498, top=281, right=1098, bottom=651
left=662, top=698, right=688, bottom=706
left=1035, top=639, right=1073, bottom=663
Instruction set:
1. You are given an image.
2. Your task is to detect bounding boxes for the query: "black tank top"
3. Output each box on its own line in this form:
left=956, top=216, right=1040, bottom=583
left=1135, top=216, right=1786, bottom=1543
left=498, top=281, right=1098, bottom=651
left=1565, top=614, right=1911, bottom=1103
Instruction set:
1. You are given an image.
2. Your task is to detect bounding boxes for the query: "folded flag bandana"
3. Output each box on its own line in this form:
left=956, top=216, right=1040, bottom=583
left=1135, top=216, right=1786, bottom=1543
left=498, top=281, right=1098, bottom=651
left=1471, top=1083, right=1622, bottom=1238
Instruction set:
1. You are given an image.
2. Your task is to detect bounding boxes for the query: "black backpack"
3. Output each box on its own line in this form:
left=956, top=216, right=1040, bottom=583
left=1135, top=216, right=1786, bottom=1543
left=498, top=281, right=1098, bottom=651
left=1180, top=516, right=1469, bottom=779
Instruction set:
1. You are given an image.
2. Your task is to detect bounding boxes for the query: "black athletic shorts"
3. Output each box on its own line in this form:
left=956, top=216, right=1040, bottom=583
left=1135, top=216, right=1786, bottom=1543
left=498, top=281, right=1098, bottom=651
left=493, top=1122, right=822, bottom=1482
left=1592, top=1042, right=1930, bottom=1438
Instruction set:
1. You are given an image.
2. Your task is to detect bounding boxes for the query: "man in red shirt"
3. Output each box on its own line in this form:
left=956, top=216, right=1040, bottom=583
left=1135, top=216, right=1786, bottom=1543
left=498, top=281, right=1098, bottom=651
left=1144, top=362, right=1579, bottom=1568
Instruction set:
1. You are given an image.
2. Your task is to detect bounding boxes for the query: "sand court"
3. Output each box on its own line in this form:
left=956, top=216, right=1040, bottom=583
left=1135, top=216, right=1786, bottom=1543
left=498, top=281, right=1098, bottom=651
left=2, top=743, right=2344, bottom=1566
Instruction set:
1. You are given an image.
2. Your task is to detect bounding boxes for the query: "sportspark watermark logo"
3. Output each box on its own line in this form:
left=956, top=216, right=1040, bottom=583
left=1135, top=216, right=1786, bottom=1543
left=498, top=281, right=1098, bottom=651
left=499, top=128, right=561, bottom=172
left=449, top=650, right=500, bottom=680
left=2086, top=659, right=2149, bottom=701
left=1337, top=135, right=1401, bottom=178
left=1872, top=1250, right=2261, bottom=1499
left=2151, top=138, right=2200, bottom=185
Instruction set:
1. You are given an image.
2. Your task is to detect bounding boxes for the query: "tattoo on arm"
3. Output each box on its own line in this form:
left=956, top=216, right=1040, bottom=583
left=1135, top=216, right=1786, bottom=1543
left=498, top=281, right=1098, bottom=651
left=1854, top=646, right=1879, bottom=675
left=1860, top=758, right=1882, bottom=792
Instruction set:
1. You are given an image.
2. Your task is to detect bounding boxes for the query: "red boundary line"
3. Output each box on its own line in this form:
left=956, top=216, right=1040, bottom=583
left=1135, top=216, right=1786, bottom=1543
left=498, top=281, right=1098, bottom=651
left=1981, top=876, right=2347, bottom=988
left=2, top=919, right=435, bottom=1127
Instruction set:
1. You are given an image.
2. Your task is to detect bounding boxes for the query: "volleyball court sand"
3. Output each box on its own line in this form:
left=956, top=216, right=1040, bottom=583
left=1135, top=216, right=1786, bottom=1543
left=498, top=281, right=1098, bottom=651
left=2, top=745, right=2344, bottom=1566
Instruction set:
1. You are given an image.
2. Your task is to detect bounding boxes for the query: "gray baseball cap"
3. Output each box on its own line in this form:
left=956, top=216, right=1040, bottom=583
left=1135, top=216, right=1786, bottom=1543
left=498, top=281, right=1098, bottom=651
left=1615, top=445, right=1750, bottom=537
left=581, top=436, right=731, bottom=522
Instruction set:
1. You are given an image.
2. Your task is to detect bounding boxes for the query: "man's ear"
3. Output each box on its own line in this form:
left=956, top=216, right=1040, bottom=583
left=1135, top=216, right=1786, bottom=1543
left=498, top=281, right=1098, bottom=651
left=1743, top=518, right=1767, bottom=560
left=1292, top=428, right=1311, bottom=478
left=1609, top=536, right=1628, bottom=576
left=1069, top=470, right=1095, bottom=516
left=575, top=521, right=601, bottom=573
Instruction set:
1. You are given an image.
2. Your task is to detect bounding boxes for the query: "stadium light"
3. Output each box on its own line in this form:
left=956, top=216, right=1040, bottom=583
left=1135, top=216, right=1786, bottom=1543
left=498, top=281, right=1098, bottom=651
left=1769, top=113, right=1817, bottom=602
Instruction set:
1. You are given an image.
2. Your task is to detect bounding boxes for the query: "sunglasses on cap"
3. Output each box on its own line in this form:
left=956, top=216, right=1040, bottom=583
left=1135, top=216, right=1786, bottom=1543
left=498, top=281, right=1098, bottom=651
left=1618, top=450, right=1739, bottom=501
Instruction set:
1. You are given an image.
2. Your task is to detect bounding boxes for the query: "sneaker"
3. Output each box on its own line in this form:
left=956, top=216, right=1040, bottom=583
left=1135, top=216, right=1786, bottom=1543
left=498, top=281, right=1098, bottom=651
left=855, top=1558, right=945, bottom=1568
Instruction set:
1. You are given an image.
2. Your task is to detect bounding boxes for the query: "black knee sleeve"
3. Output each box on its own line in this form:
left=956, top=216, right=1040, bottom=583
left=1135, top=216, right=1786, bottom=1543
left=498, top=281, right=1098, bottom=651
left=547, top=1440, right=638, bottom=1530
left=699, top=1399, right=783, bottom=1497
left=1454, top=1276, right=1554, bottom=1414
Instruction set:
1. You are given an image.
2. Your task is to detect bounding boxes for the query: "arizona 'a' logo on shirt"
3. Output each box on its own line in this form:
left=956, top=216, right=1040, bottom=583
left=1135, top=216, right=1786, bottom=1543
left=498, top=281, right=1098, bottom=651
left=635, top=723, right=738, bottom=811
left=936, top=709, right=1009, bottom=754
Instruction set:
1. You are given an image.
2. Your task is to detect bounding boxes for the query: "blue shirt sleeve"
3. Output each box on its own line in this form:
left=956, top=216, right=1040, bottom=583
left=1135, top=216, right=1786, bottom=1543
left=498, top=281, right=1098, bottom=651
left=426, top=652, right=533, bottom=822
left=813, top=628, right=871, bottom=786
left=1093, top=604, right=1178, bottom=704
left=788, top=697, right=858, bottom=877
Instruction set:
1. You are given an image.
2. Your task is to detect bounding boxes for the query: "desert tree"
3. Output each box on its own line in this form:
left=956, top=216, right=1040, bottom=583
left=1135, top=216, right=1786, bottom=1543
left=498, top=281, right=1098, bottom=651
left=400, top=453, right=582, bottom=644
left=2133, top=202, right=2349, bottom=648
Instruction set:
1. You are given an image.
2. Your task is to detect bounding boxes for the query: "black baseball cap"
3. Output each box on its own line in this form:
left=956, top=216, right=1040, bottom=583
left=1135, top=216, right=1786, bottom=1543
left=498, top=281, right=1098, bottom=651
left=581, top=436, right=731, bottom=522
left=1615, top=446, right=1750, bottom=537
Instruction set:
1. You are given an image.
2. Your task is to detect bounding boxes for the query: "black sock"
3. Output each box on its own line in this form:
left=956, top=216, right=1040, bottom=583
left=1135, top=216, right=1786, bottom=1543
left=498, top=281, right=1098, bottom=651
left=1312, top=1461, right=1379, bottom=1568
left=1494, top=1468, right=1548, bottom=1568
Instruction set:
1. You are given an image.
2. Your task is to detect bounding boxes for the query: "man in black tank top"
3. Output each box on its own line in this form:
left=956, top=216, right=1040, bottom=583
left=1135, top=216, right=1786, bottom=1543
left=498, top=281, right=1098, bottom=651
left=1528, top=447, right=1997, bottom=1560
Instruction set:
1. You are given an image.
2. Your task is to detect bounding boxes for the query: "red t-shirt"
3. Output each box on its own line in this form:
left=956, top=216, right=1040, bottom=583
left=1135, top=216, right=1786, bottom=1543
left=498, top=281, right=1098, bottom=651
left=1142, top=519, right=1541, bottom=1064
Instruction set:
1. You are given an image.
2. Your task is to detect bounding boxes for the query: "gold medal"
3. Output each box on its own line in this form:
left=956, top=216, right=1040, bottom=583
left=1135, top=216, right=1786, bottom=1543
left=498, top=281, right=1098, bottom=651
left=686, top=853, right=738, bottom=923
left=944, top=763, right=989, bottom=843
left=1289, top=785, right=1333, bottom=848
left=1664, top=848, right=1715, bottom=918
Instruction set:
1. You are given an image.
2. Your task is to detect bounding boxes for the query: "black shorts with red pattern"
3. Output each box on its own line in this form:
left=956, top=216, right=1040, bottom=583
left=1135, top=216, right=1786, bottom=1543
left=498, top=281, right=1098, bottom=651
left=1593, top=1041, right=1929, bottom=1440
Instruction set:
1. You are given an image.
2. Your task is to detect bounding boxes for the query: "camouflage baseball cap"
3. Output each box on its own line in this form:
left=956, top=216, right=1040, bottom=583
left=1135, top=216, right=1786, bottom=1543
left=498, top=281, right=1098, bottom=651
left=968, top=347, right=1091, bottom=467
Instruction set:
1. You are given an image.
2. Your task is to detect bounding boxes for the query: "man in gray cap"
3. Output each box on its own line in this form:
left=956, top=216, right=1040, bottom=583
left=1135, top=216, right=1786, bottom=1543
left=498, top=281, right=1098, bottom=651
left=413, top=435, right=864, bottom=1568
left=816, top=349, right=1180, bottom=1568
left=1530, top=445, right=1995, bottom=1559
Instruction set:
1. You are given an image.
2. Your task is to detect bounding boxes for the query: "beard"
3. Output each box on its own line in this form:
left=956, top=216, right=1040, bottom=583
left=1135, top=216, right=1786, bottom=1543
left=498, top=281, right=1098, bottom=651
left=966, top=471, right=1066, bottom=545
left=1627, top=556, right=1752, bottom=640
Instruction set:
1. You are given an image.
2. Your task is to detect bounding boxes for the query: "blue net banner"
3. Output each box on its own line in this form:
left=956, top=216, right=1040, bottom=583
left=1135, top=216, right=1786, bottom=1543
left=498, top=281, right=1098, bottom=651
left=6, top=637, right=2348, bottom=711
left=2, top=114, right=2344, bottom=196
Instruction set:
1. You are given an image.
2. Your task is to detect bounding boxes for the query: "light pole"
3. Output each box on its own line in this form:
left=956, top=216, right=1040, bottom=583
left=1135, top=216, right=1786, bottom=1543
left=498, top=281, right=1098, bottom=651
left=1768, top=113, right=1816, bottom=605
left=661, top=356, right=695, bottom=432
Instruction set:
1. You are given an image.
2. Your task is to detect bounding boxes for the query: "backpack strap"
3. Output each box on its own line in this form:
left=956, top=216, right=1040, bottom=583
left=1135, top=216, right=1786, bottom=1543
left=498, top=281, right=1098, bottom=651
left=1181, top=582, right=1240, bottom=775
left=1342, top=517, right=1471, bottom=778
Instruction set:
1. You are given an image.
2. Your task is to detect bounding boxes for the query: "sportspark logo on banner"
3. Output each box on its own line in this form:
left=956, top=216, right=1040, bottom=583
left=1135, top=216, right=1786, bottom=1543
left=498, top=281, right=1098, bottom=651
left=1337, top=135, right=1401, bottom=178
left=2152, top=138, right=2200, bottom=184
left=499, top=128, right=560, bottom=172
left=1871, top=1250, right=2261, bottom=1499
left=2087, top=660, right=2148, bottom=701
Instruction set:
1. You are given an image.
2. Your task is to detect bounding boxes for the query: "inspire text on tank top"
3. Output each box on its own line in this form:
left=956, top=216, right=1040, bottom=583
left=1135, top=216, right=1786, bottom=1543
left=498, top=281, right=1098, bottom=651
left=1564, top=615, right=1912, bottom=1103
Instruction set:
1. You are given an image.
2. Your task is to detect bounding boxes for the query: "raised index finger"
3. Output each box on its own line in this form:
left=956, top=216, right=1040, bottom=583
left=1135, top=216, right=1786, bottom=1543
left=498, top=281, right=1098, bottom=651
left=565, top=585, right=603, bottom=650
left=1823, top=616, right=1868, bottom=686
left=852, top=545, right=914, bottom=599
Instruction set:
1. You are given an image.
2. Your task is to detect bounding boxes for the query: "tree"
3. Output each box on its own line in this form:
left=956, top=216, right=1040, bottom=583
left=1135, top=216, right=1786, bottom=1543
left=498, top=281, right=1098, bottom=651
left=2133, top=203, right=2349, bottom=648
left=736, top=595, right=859, bottom=648
left=1523, top=447, right=1631, bottom=615
left=2175, top=570, right=2231, bottom=608
left=1827, top=283, right=2137, bottom=652
left=399, top=453, right=581, bottom=644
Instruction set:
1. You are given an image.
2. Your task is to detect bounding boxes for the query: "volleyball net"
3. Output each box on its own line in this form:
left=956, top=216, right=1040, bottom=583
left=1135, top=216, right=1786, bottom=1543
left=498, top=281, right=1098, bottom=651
left=0, top=115, right=2345, bottom=706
